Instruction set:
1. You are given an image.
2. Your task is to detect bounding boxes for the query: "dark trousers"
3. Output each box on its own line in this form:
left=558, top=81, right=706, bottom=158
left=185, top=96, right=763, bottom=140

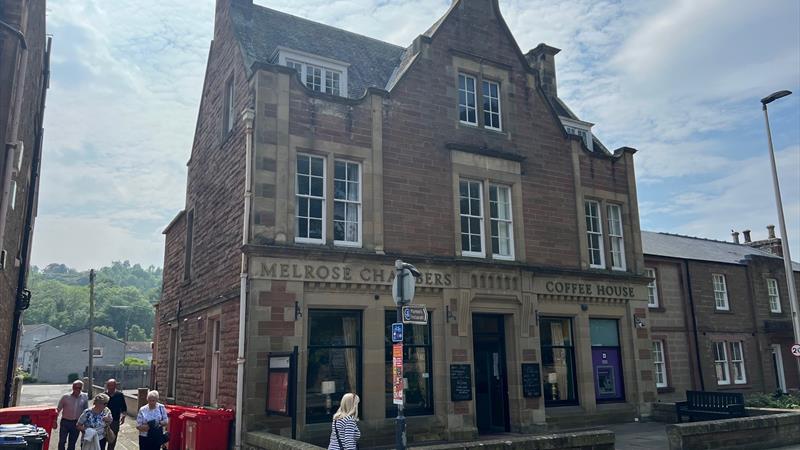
left=106, top=421, right=120, bottom=450
left=58, top=419, right=79, bottom=450
left=138, top=435, right=160, bottom=450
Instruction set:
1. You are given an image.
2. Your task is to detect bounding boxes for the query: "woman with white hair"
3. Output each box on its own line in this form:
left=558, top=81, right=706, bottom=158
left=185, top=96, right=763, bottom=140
left=328, top=393, right=360, bottom=450
left=136, top=390, right=168, bottom=450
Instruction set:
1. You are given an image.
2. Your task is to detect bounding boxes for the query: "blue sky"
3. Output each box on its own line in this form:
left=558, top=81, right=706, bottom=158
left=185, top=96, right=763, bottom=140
left=34, top=0, right=800, bottom=270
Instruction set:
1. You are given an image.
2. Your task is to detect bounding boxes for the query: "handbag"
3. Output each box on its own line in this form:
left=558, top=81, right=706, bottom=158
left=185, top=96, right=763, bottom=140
left=105, top=424, right=116, bottom=445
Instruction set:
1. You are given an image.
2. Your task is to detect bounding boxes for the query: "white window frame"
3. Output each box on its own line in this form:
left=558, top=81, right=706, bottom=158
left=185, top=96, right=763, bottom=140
left=767, top=278, right=781, bottom=313
left=714, top=341, right=730, bottom=385
left=209, top=318, right=221, bottom=405
left=277, top=47, right=349, bottom=97
left=489, top=184, right=513, bottom=260
left=652, top=340, right=667, bottom=388
left=458, top=73, right=478, bottom=126
left=560, top=116, right=594, bottom=152
left=482, top=79, right=501, bottom=131
left=224, top=76, right=235, bottom=134
left=459, top=179, right=485, bottom=257
left=333, top=160, right=362, bottom=247
left=92, top=347, right=104, bottom=358
left=585, top=200, right=605, bottom=268
left=730, top=341, right=747, bottom=384
left=645, top=268, right=659, bottom=308
left=607, top=204, right=626, bottom=271
left=295, top=154, right=326, bottom=244
left=713, top=274, right=729, bottom=311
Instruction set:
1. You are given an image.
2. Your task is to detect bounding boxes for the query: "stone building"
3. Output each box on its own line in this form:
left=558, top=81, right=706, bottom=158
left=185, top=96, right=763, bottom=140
left=155, top=0, right=655, bottom=446
left=0, top=0, right=51, bottom=406
left=642, top=230, right=800, bottom=402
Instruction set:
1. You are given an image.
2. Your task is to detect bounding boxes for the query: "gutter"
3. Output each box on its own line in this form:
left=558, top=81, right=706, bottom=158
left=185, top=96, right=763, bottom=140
left=235, top=108, right=255, bottom=450
left=683, top=259, right=705, bottom=391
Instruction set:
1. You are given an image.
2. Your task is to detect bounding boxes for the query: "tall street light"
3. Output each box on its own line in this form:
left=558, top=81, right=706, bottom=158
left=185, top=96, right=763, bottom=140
left=760, top=90, right=800, bottom=368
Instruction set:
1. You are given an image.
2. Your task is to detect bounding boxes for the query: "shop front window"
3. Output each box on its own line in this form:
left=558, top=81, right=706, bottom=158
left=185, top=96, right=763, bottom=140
left=384, top=311, right=433, bottom=416
left=540, top=317, right=578, bottom=406
left=306, top=310, right=362, bottom=423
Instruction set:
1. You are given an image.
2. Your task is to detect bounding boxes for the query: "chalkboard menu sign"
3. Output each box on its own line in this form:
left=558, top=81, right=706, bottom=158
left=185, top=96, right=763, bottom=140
left=450, top=364, right=472, bottom=401
left=522, top=363, right=541, bottom=398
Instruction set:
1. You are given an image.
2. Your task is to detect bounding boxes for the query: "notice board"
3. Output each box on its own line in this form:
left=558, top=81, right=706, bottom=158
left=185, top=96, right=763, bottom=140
left=449, top=364, right=472, bottom=401
left=521, top=363, right=541, bottom=398
left=266, top=352, right=295, bottom=416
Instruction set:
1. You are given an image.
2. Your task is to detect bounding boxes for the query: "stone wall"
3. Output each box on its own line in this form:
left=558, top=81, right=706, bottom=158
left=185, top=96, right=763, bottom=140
left=666, top=412, right=800, bottom=450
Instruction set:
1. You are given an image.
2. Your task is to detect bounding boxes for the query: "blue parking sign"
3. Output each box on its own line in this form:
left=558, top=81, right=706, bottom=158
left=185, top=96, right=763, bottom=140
left=391, top=322, right=403, bottom=343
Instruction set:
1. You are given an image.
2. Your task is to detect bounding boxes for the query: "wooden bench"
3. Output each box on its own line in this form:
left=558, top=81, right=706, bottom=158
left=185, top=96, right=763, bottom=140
left=675, top=390, right=746, bottom=423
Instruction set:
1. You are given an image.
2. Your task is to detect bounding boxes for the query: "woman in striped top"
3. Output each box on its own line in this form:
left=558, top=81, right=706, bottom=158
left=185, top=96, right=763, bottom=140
left=328, top=393, right=361, bottom=450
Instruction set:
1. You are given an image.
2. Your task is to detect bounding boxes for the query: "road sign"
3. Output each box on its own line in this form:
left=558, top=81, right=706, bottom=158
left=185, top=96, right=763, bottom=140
left=402, top=305, right=428, bottom=325
left=392, top=269, right=416, bottom=305
left=791, top=344, right=800, bottom=357
left=392, top=343, right=403, bottom=405
left=392, top=323, right=404, bottom=343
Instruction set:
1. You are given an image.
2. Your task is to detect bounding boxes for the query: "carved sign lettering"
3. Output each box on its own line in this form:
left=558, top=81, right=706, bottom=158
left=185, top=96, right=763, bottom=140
left=252, top=258, right=454, bottom=287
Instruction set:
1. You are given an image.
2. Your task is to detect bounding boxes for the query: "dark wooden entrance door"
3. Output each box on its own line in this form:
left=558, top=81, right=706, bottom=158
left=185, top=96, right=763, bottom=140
left=472, top=314, right=509, bottom=433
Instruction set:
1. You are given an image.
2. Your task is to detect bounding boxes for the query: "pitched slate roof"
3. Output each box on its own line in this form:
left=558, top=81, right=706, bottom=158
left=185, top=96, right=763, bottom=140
left=230, top=2, right=406, bottom=99
left=642, top=231, right=800, bottom=271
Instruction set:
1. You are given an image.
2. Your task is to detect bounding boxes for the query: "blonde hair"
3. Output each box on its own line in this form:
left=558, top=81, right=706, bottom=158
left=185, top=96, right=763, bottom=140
left=93, top=393, right=109, bottom=405
left=332, top=393, right=359, bottom=421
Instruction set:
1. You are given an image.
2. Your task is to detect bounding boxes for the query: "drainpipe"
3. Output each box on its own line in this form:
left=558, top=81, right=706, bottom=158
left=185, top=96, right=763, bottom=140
left=0, top=15, right=29, bottom=408
left=235, top=108, right=255, bottom=450
left=683, top=260, right=705, bottom=390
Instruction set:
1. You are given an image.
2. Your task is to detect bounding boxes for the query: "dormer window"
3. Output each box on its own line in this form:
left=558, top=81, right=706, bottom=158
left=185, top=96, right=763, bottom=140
left=275, top=47, right=349, bottom=97
left=560, top=117, right=594, bottom=151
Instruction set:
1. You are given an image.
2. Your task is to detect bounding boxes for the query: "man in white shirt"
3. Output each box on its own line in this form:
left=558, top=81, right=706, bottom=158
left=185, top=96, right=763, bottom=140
left=56, top=380, right=89, bottom=450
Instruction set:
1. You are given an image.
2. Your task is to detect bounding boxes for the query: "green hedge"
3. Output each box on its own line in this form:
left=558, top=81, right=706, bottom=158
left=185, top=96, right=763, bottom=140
left=746, top=392, right=800, bottom=409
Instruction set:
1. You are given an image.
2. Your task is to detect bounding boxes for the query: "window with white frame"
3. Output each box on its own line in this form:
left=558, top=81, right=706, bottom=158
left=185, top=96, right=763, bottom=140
left=458, top=73, right=478, bottom=125
left=489, top=184, right=513, bottom=259
left=224, top=76, right=235, bottom=134
left=482, top=80, right=501, bottom=130
left=585, top=200, right=604, bottom=268
left=767, top=278, right=781, bottom=313
left=645, top=268, right=659, bottom=308
left=92, top=347, right=104, bottom=358
left=560, top=117, right=594, bottom=152
left=286, top=58, right=344, bottom=96
left=714, top=341, right=730, bottom=385
left=712, top=274, right=729, bottom=310
left=333, top=160, right=361, bottom=246
left=607, top=204, right=625, bottom=270
left=730, top=341, right=747, bottom=384
left=652, top=340, right=667, bottom=388
left=296, top=154, right=325, bottom=243
left=459, top=180, right=484, bottom=256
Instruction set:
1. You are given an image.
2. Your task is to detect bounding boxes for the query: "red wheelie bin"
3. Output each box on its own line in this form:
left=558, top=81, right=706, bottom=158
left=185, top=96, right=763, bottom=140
left=181, top=408, right=234, bottom=450
left=0, top=406, right=57, bottom=449
left=164, top=405, right=205, bottom=450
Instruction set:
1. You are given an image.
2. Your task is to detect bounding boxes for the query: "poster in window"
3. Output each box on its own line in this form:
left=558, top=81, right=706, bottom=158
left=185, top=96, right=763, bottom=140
left=267, top=371, right=289, bottom=414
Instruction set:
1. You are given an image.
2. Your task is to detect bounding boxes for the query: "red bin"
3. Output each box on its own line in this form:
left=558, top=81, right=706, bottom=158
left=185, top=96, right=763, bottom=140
left=180, top=409, right=234, bottom=450
left=164, top=405, right=206, bottom=450
left=0, top=405, right=58, bottom=449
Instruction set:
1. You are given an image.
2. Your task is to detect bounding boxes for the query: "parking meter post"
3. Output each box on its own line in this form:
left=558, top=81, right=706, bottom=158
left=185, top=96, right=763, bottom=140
left=394, top=260, right=406, bottom=450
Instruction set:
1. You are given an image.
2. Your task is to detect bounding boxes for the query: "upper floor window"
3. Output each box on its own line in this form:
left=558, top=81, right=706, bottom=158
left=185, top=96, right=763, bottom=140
left=652, top=340, right=667, bottom=388
left=767, top=278, right=781, bottom=313
left=183, top=210, right=194, bottom=281
left=645, top=268, right=658, bottom=308
left=459, top=179, right=484, bottom=257
left=224, top=76, right=235, bottom=135
left=607, top=204, right=625, bottom=270
left=561, top=117, right=594, bottom=151
left=296, top=154, right=325, bottom=243
left=712, top=274, right=729, bottom=311
left=585, top=200, right=604, bottom=268
left=489, top=184, right=513, bottom=259
left=482, top=80, right=501, bottom=130
left=333, top=160, right=361, bottom=246
left=458, top=74, right=478, bottom=125
left=278, top=47, right=348, bottom=97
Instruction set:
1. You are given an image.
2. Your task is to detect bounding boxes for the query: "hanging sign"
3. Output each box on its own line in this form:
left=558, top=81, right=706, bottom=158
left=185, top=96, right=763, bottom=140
left=791, top=344, right=800, bottom=357
left=393, top=343, right=404, bottom=405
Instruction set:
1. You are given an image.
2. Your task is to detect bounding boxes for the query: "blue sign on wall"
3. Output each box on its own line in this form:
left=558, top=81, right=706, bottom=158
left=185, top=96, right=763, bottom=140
left=391, top=322, right=404, bottom=343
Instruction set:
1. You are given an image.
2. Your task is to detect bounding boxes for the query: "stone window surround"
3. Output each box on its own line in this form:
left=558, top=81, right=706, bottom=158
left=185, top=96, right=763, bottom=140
left=578, top=191, right=634, bottom=273
left=451, top=55, right=511, bottom=134
left=711, top=338, right=750, bottom=388
left=450, top=149, right=525, bottom=261
left=275, top=46, right=349, bottom=97
left=286, top=139, right=376, bottom=251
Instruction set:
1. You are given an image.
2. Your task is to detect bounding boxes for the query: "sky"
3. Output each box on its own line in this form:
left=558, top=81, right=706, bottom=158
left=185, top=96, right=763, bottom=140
left=34, top=0, right=800, bottom=270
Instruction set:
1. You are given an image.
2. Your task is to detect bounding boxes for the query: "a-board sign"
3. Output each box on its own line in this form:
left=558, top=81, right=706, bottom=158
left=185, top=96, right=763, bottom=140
left=521, top=363, right=541, bottom=398
left=449, top=364, right=472, bottom=401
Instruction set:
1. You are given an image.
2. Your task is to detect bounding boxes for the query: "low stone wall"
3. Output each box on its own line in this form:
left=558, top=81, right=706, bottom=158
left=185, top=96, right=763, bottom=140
left=244, top=430, right=614, bottom=450
left=666, top=412, right=800, bottom=450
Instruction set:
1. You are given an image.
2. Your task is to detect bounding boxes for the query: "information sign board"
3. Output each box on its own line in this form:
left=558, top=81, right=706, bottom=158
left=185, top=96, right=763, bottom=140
left=393, top=343, right=404, bottom=405
left=402, top=305, right=428, bottom=325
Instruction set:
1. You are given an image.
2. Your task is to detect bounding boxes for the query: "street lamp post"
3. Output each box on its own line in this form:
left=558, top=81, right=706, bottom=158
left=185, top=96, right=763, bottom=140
left=760, top=90, right=800, bottom=372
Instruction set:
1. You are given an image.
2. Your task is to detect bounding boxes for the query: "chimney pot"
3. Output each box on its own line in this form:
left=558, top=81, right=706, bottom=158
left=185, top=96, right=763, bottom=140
left=767, top=224, right=776, bottom=239
left=742, top=229, right=751, bottom=243
left=732, top=231, right=740, bottom=244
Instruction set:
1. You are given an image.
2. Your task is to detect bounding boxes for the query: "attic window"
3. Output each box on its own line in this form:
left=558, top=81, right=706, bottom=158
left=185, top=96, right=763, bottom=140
left=276, top=47, right=349, bottom=97
left=560, top=117, right=594, bottom=152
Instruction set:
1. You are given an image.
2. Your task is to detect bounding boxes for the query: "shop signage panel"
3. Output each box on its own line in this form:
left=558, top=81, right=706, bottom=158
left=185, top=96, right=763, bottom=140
left=533, top=276, right=646, bottom=300
left=449, top=364, right=472, bottom=401
left=521, top=363, right=541, bottom=398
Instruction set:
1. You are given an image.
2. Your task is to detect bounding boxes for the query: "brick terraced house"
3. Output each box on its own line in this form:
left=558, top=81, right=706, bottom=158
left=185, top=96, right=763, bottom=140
left=643, top=230, right=800, bottom=402
left=155, top=0, right=657, bottom=446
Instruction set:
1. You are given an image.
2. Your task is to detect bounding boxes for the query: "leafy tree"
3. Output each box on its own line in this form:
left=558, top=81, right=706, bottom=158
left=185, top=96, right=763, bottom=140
left=93, top=326, right=118, bottom=339
left=126, top=325, right=147, bottom=342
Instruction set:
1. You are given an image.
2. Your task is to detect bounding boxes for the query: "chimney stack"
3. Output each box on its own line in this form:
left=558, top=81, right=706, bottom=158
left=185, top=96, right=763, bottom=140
left=526, top=43, right=561, bottom=98
left=732, top=231, right=740, bottom=244
left=742, top=229, right=751, bottom=243
left=767, top=224, right=776, bottom=239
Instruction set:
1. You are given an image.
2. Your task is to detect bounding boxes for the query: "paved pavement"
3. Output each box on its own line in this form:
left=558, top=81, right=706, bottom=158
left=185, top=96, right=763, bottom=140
left=18, top=383, right=141, bottom=450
